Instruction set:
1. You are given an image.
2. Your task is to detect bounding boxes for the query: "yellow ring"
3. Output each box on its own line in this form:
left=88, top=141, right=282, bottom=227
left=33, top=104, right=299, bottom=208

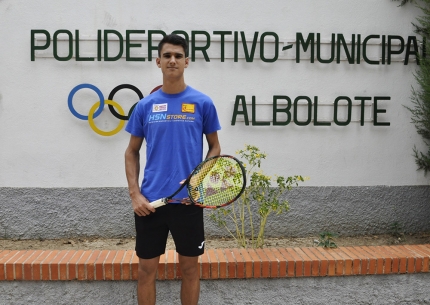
left=88, top=100, right=125, bottom=136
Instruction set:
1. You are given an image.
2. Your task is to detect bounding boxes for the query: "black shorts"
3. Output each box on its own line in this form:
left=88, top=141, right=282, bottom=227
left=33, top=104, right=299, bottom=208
left=134, top=204, right=205, bottom=259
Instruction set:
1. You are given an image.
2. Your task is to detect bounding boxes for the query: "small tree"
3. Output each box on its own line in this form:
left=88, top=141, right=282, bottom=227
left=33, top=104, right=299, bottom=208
left=210, top=144, right=306, bottom=248
left=396, top=0, right=430, bottom=174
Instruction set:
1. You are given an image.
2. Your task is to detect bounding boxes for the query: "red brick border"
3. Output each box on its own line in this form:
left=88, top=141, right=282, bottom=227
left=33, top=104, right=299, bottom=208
left=0, top=245, right=428, bottom=281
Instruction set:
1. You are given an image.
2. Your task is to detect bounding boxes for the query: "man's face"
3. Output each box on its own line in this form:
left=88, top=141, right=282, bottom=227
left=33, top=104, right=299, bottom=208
left=156, top=43, right=189, bottom=79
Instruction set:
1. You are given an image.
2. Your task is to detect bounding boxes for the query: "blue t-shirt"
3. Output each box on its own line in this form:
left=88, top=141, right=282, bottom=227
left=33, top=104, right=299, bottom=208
left=125, top=86, right=221, bottom=202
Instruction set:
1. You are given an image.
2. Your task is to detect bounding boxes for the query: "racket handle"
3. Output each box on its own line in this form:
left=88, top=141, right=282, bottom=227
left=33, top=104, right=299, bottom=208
left=150, top=198, right=167, bottom=208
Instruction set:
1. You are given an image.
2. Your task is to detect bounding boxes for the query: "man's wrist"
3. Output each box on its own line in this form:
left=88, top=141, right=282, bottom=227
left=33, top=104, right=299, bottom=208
left=129, top=189, right=142, bottom=199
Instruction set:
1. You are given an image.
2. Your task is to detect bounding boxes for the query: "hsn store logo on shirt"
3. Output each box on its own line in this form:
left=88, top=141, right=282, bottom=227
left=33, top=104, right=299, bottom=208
left=148, top=103, right=196, bottom=123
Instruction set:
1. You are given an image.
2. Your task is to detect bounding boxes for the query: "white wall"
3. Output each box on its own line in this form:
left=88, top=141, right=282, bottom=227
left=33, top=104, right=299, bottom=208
left=0, top=0, right=427, bottom=188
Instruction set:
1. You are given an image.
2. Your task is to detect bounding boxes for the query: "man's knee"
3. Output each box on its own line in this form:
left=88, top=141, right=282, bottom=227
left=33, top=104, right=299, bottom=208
left=179, top=256, right=199, bottom=279
left=138, top=257, right=159, bottom=281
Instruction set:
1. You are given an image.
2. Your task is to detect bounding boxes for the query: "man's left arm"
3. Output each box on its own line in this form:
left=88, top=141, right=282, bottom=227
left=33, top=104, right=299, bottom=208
left=205, top=131, right=221, bottom=159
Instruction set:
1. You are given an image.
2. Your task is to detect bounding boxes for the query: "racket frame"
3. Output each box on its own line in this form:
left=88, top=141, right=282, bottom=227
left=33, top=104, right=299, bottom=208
left=149, top=155, right=246, bottom=209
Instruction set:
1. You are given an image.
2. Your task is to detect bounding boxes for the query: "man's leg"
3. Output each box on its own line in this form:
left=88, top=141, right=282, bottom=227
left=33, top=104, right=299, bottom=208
left=178, top=254, right=200, bottom=305
left=137, top=256, right=160, bottom=305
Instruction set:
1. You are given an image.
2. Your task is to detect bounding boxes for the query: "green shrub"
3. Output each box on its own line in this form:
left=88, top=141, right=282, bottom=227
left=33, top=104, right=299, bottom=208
left=210, top=144, right=306, bottom=248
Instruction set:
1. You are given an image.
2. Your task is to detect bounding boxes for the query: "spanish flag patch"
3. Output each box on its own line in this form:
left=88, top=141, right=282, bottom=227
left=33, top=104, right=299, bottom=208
left=182, top=103, right=195, bottom=113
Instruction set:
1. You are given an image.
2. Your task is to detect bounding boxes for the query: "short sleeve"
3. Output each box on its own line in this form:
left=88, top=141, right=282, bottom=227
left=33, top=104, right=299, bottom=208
left=202, top=100, right=221, bottom=135
left=125, top=103, right=145, bottom=138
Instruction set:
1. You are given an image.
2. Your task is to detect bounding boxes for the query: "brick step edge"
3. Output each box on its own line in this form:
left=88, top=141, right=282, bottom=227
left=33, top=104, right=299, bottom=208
left=0, top=245, right=429, bottom=281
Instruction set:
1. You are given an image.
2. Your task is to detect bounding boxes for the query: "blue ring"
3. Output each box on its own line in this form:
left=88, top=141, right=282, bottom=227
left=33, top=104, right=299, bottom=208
left=68, top=84, right=105, bottom=120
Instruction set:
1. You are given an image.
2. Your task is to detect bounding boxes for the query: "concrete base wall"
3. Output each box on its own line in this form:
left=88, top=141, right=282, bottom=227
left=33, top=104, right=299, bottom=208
left=1, top=274, right=429, bottom=305
left=0, top=186, right=429, bottom=239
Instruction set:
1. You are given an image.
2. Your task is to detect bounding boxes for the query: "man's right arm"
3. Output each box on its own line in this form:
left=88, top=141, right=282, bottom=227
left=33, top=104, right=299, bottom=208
left=124, top=135, right=156, bottom=216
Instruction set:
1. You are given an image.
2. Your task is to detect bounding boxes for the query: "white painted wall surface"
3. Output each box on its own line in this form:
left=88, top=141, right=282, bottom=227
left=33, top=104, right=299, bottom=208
left=0, top=0, right=427, bottom=187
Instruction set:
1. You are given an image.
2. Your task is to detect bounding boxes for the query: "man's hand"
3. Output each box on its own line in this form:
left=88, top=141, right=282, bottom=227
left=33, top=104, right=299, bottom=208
left=131, top=193, right=156, bottom=216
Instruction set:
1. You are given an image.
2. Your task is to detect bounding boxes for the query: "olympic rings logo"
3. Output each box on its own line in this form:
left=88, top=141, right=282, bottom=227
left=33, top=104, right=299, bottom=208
left=68, top=83, right=161, bottom=136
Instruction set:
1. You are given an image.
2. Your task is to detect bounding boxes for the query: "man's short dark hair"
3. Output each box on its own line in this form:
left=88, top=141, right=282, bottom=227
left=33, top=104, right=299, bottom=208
left=158, top=34, right=188, bottom=57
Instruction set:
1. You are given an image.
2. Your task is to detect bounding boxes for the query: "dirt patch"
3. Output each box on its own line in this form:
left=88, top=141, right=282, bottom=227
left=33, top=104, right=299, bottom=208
left=1, top=233, right=429, bottom=251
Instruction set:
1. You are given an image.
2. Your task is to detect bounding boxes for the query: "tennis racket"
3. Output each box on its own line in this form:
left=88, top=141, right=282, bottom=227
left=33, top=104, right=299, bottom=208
left=149, top=155, right=246, bottom=209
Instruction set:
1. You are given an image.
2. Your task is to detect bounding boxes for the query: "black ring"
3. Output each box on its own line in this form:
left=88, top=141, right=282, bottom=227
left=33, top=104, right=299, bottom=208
left=108, top=84, right=143, bottom=120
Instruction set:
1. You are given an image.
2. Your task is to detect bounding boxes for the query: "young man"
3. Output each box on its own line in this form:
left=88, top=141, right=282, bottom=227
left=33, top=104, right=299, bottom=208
left=124, top=34, right=221, bottom=305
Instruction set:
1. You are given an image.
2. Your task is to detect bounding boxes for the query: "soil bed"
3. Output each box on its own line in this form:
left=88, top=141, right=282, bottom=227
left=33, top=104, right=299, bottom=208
left=1, top=233, right=429, bottom=251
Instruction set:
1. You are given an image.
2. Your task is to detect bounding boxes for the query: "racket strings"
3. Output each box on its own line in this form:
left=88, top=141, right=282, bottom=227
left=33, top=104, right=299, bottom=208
left=188, top=156, right=245, bottom=207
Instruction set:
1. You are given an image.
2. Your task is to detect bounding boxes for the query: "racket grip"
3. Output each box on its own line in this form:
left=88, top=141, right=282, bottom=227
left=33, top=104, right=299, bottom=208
left=150, top=198, right=167, bottom=208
